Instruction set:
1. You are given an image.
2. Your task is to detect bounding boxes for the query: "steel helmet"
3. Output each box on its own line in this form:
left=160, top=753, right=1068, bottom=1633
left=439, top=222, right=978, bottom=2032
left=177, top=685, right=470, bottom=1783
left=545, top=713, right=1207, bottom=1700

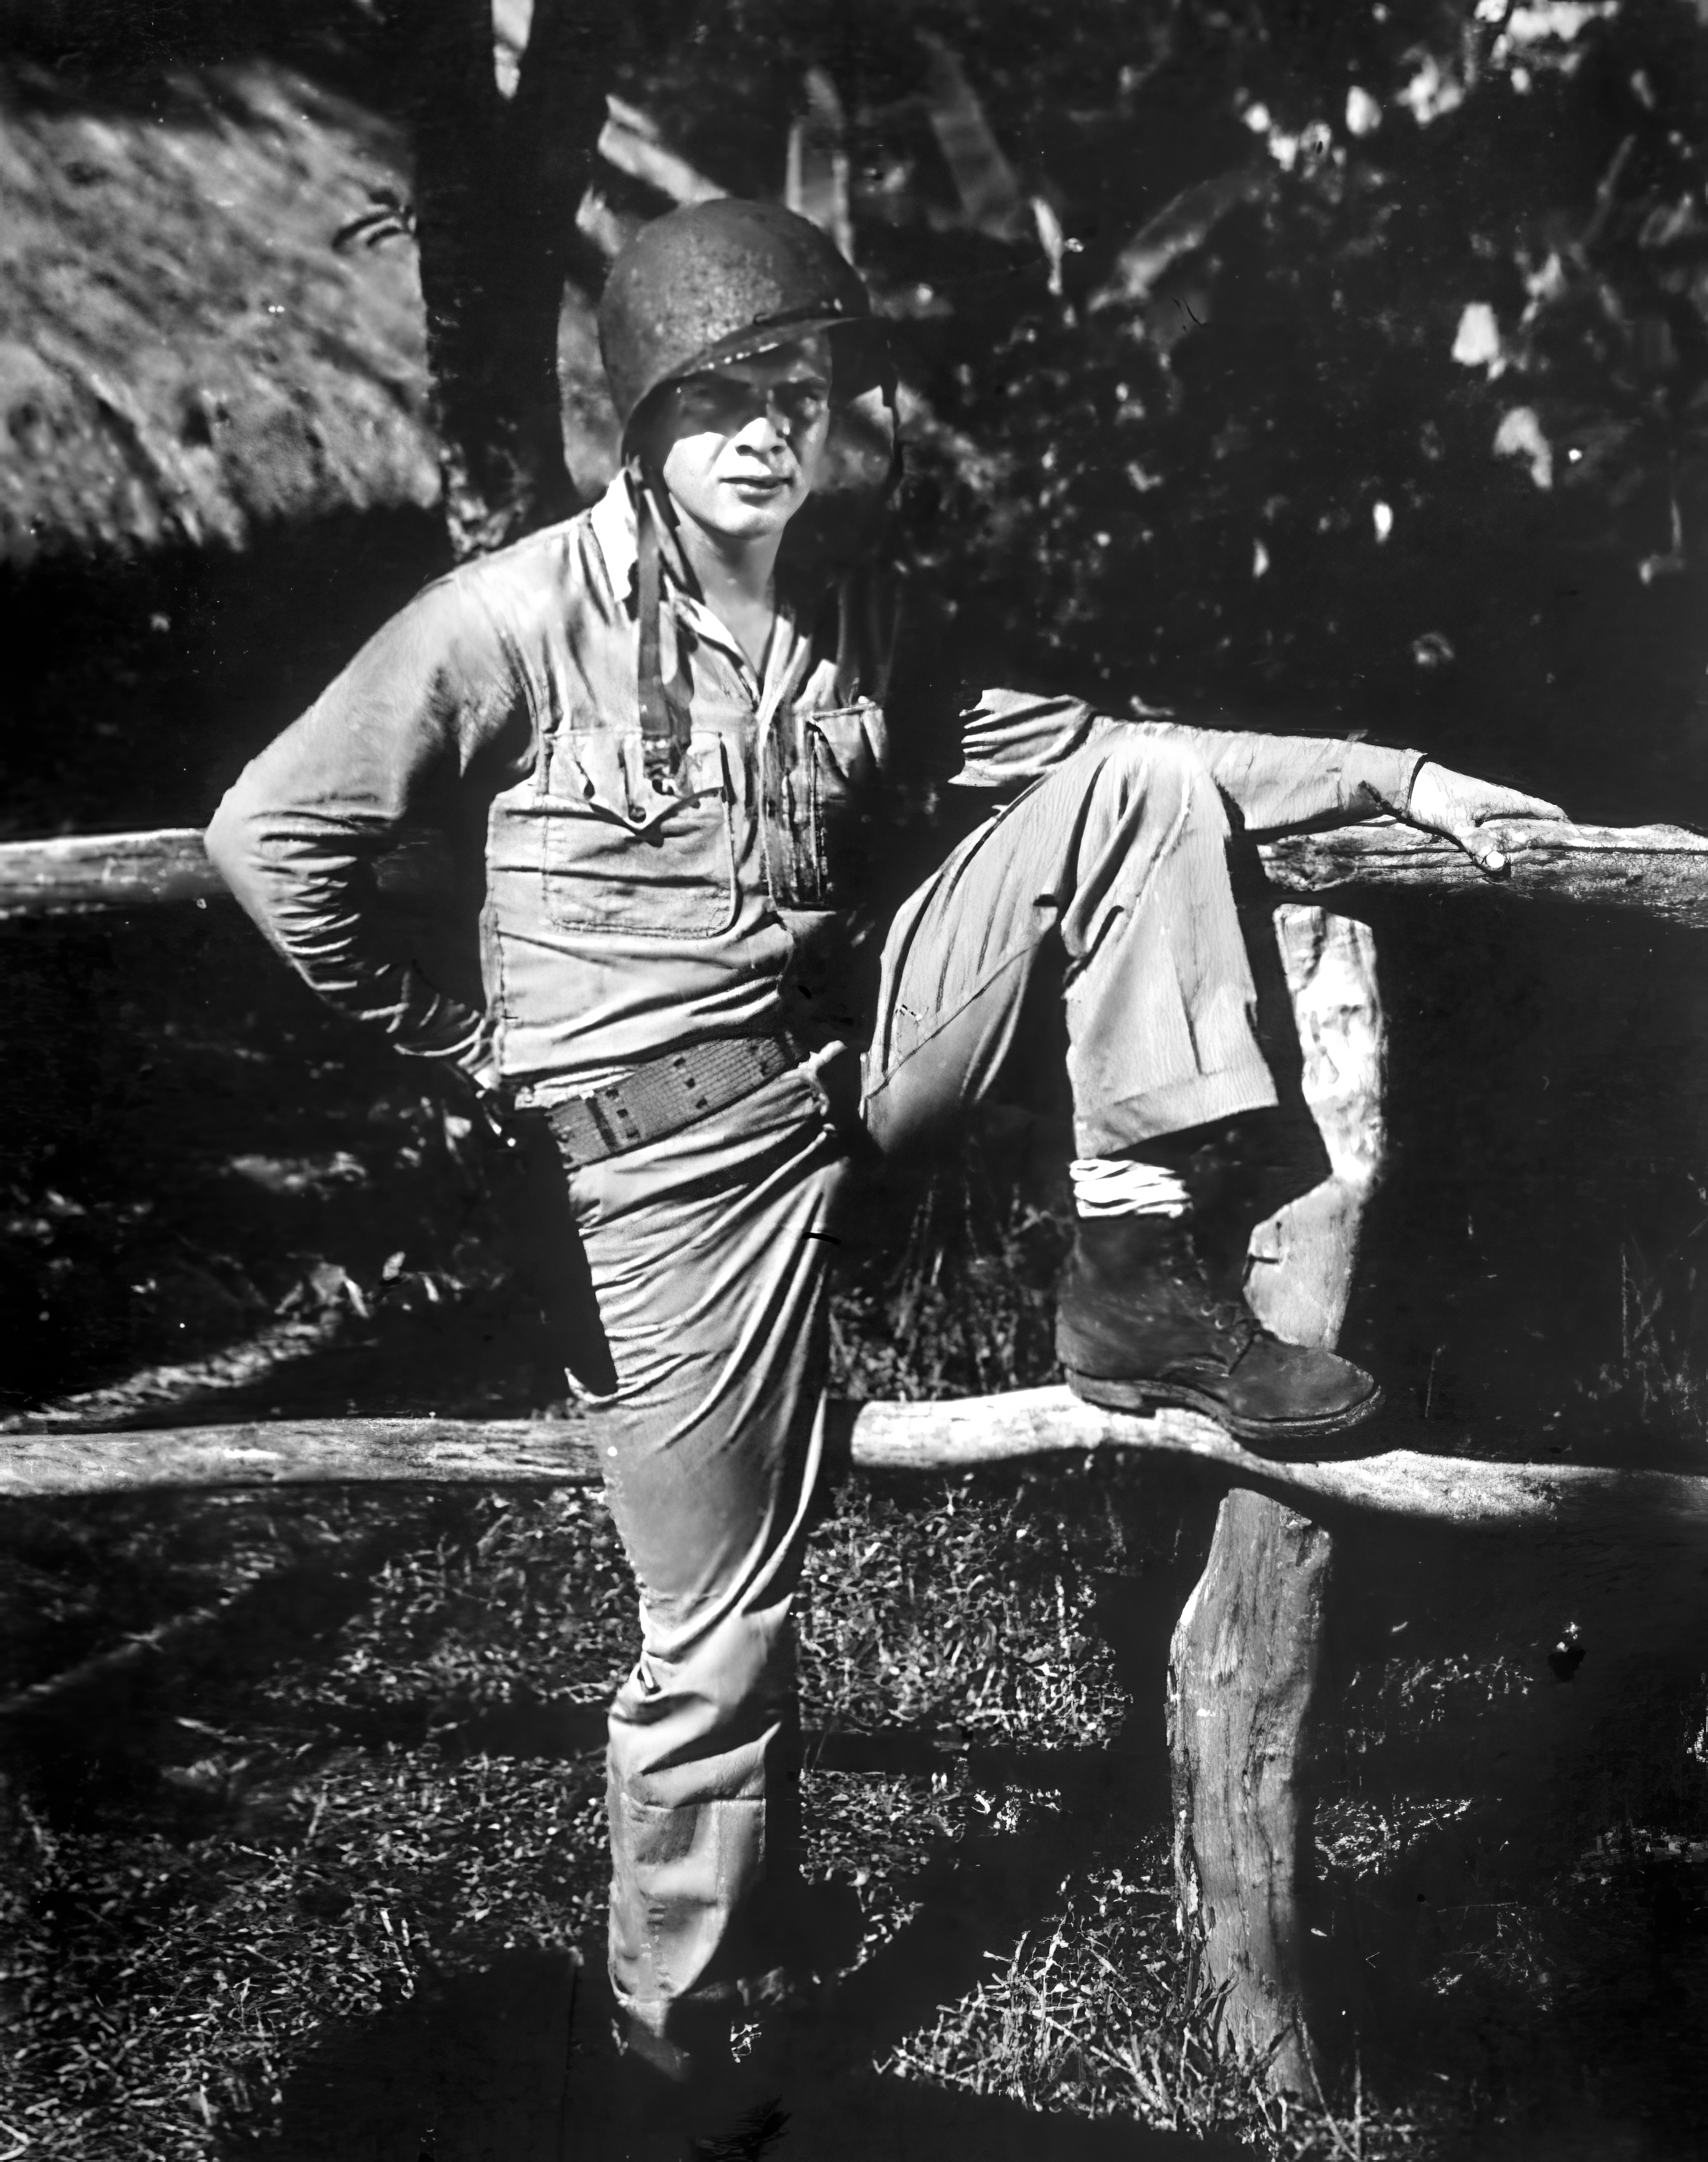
left=598, top=198, right=885, bottom=454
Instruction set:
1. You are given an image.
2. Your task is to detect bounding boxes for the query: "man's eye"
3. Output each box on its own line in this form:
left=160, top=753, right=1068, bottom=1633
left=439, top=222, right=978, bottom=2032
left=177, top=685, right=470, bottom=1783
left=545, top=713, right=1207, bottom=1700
left=677, top=378, right=827, bottom=431
left=682, top=386, right=737, bottom=423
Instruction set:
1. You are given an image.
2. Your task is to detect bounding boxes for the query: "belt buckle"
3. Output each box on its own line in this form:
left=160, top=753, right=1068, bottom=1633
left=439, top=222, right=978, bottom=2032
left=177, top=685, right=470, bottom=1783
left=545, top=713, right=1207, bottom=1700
left=548, top=1094, right=604, bottom=1166
left=580, top=1077, right=647, bottom=1160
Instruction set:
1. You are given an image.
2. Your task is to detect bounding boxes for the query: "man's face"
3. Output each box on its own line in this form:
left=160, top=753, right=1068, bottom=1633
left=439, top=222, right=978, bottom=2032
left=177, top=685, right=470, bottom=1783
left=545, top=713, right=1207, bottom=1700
left=650, top=338, right=832, bottom=549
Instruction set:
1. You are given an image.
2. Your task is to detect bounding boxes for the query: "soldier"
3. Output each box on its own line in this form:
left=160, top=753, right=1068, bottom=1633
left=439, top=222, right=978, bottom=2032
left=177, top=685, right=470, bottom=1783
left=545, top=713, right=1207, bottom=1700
left=207, top=200, right=1565, bottom=2146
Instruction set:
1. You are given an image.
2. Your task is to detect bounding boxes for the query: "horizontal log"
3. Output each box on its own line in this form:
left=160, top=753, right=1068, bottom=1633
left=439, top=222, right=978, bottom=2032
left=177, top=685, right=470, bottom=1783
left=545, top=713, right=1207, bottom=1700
left=0, top=827, right=218, bottom=917
left=7, top=1390, right=1708, bottom=1544
left=4, top=820, right=1707, bottom=923
left=1262, top=818, right=1708, bottom=927
left=0, top=1416, right=603, bottom=1492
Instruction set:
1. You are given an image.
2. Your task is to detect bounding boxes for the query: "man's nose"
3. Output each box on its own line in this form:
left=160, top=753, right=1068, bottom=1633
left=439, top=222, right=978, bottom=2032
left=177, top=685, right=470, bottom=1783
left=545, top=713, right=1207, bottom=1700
left=733, top=403, right=790, bottom=453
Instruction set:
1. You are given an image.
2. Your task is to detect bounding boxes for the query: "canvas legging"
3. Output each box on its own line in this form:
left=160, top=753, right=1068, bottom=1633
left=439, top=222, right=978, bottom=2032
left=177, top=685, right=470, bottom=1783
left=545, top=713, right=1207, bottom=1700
left=564, top=728, right=1281, bottom=2042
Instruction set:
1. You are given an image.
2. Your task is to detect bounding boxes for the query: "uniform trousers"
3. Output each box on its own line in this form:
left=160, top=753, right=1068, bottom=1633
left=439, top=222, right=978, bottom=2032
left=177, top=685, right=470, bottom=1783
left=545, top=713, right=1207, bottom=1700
left=563, top=730, right=1281, bottom=2040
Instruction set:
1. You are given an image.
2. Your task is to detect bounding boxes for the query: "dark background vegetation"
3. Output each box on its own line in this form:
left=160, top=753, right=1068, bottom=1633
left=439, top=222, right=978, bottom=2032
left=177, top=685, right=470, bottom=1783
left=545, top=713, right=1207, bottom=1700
left=4, top=2, right=1708, bottom=2157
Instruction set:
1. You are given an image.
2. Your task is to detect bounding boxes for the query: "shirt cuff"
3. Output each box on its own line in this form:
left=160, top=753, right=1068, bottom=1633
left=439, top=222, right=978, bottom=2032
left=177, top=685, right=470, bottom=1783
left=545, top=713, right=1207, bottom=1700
left=1344, top=743, right=1429, bottom=817
left=396, top=992, right=490, bottom=1071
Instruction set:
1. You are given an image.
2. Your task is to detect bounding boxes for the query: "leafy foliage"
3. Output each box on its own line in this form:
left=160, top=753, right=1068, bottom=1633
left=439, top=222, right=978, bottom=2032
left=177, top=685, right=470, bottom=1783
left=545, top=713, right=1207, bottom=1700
left=580, top=1, right=1708, bottom=808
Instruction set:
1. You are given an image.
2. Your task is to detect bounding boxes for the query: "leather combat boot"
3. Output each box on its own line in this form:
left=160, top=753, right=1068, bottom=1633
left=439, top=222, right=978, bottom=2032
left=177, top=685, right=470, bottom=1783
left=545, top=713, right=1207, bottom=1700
left=1056, top=1212, right=1382, bottom=1450
left=606, top=2012, right=782, bottom=2162
left=606, top=2013, right=803, bottom=2162
left=599, top=1881, right=861, bottom=2160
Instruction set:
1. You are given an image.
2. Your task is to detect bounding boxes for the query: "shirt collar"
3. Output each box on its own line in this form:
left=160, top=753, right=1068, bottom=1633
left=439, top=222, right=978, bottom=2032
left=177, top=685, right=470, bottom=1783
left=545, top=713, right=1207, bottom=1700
left=587, top=465, right=813, bottom=700
left=589, top=467, right=660, bottom=607
left=589, top=467, right=721, bottom=633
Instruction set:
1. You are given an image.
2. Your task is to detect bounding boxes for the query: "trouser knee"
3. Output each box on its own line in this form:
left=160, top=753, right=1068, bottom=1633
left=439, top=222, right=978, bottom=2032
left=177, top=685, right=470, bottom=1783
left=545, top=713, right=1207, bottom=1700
left=612, top=1604, right=796, bottom=1777
left=1085, top=730, right=1227, bottom=837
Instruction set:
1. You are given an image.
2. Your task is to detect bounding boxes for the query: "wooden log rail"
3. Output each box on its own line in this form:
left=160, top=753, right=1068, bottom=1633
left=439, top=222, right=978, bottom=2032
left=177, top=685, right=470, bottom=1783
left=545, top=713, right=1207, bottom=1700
left=6, top=1389, right=1708, bottom=1541
left=8, top=810, right=1707, bottom=2101
left=3, top=818, right=1708, bottom=923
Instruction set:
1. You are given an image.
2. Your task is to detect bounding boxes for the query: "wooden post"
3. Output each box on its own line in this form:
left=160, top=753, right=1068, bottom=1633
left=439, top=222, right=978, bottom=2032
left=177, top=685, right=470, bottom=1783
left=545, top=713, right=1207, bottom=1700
left=1167, top=1490, right=1335, bottom=2092
left=1167, top=902, right=1382, bottom=2090
left=1245, top=904, right=1386, bottom=1349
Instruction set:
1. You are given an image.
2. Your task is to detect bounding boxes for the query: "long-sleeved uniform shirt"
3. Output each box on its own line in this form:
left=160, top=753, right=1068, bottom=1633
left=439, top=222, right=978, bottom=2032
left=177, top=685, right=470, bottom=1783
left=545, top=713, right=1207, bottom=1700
left=206, top=473, right=1423, bottom=1101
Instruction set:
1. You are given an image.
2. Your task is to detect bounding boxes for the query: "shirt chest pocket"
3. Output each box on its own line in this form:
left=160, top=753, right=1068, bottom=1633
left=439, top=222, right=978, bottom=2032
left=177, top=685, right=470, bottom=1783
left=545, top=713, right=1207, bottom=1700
left=536, top=727, right=740, bottom=939
left=765, top=701, right=886, bottom=911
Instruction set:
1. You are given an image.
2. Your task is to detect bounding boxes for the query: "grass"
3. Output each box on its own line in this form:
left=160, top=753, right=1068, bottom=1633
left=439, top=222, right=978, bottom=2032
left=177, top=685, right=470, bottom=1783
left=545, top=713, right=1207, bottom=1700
left=876, top=1871, right=1433, bottom=2158
left=14, top=1439, right=1708, bottom=2160
left=0, top=1473, right=1425, bottom=2162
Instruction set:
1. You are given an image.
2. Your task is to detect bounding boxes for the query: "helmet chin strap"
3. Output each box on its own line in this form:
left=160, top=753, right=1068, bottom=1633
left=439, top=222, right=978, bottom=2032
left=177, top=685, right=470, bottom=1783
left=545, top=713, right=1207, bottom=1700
left=624, top=354, right=901, bottom=787
left=630, top=463, right=693, bottom=797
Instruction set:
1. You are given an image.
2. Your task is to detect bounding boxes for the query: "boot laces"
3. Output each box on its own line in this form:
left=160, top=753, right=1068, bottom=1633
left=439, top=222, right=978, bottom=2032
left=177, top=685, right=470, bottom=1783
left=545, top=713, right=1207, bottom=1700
left=1186, top=1264, right=1266, bottom=1370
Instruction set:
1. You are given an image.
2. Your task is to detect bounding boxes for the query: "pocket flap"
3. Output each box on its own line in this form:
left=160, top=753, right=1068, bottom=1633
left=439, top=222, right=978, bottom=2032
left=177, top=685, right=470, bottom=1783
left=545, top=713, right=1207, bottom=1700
left=806, top=702, right=886, bottom=785
left=555, top=730, right=730, bottom=833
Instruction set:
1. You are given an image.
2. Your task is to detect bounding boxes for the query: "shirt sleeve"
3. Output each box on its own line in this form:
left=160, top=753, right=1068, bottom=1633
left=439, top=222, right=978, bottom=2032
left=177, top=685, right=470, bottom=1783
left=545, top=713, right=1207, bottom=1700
left=951, top=686, right=1426, bottom=833
left=204, top=571, right=526, bottom=1073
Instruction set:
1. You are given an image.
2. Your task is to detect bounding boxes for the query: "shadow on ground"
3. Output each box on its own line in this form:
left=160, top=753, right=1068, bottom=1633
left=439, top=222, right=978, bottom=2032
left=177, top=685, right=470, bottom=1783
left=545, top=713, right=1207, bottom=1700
left=231, top=1939, right=1245, bottom=2162
left=227, top=1948, right=578, bottom=2162
left=660, top=2073, right=1245, bottom=2162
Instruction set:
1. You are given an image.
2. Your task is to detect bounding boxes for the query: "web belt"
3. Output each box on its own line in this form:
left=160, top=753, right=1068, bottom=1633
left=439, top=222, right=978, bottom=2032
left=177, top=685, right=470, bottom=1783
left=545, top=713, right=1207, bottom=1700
left=542, top=1034, right=803, bottom=1169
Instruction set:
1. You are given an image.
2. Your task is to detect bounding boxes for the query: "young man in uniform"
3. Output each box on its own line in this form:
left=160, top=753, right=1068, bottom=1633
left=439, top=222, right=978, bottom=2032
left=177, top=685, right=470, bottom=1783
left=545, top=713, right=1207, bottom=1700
left=207, top=200, right=1565, bottom=2140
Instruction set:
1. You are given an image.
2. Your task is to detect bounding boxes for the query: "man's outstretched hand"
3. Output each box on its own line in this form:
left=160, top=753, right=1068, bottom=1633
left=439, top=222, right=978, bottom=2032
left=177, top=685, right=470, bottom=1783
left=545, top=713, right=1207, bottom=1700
left=1402, top=760, right=1569, bottom=876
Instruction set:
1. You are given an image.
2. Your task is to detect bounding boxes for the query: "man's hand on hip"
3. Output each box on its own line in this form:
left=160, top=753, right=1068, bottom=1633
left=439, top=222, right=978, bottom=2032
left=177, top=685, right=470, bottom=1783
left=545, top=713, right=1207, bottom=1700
left=1404, top=760, right=1569, bottom=876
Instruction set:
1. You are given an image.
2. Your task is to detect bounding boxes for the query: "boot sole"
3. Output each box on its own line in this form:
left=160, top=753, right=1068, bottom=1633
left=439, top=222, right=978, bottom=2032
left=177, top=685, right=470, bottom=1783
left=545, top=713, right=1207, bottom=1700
left=1062, top=1368, right=1385, bottom=1454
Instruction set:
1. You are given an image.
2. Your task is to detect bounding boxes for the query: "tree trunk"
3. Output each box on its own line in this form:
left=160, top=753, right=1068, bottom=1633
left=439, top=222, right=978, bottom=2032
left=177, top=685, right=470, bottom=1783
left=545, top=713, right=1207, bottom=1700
left=1167, top=1490, right=1335, bottom=2094
left=394, top=0, right=609, bottom=559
